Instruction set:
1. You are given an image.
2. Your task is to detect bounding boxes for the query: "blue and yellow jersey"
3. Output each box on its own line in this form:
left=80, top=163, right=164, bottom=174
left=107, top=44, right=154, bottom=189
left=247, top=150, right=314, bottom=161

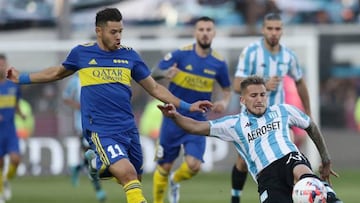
left=158, top=44, right=231, bottom=119
left=0, top=80, right=20, bottom=125
left=62, top=42, right=151, bottom=134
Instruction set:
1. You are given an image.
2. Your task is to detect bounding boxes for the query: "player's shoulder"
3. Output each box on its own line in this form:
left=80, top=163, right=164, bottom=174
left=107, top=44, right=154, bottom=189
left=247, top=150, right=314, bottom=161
left=78, top=42, right=96, bottom=48
left=119, top=45, right=134, bottom=51
left=243, top=41, right=262, bottom=53
left=179, top=44, right=194, bottom=51
left=210, top=49, right=225, bottom=61
left=280, top=43, right=296, bottom=55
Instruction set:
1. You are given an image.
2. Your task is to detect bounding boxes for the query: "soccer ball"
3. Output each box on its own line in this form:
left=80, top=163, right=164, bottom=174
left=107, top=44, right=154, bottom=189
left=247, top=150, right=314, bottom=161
left=292, top=177, right=327, bottom=203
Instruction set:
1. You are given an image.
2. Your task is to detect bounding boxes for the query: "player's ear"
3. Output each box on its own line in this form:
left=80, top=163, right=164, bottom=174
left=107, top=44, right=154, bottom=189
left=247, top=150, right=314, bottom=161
left=240, top=96, right=245, bottom=105
left=95, top=26, right=101, bottom=37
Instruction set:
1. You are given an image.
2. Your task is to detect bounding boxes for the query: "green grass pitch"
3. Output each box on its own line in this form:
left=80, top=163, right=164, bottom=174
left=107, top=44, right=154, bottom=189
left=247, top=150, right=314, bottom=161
left=8, top=170, right=359, bottom=203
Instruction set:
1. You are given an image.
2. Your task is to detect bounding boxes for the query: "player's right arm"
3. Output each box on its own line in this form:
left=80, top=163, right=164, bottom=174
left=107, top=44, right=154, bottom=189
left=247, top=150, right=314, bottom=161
left=7, top=65, right=74, bottom=84
left=138, top=75, right=212, bottom=113
left=158, top=103, right=210, bottom=135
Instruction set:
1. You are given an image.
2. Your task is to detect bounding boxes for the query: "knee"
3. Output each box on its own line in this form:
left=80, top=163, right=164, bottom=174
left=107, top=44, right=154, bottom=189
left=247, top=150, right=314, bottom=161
left=186, top=160, right=201, bottom=173
left=158, top=163, right=173, bottom=175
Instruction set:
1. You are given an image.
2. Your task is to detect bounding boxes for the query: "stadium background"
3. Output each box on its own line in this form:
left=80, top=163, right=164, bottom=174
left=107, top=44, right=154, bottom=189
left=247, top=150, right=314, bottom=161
left=0, top=0, right=359, bottom=187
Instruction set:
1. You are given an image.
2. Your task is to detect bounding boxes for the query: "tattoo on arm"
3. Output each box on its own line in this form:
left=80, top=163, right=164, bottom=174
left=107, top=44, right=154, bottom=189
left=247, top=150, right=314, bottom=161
left=305, top=121, right=331, bottom=164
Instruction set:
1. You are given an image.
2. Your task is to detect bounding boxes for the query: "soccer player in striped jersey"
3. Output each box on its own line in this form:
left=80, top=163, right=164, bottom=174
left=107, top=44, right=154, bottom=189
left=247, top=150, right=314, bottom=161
left=6, top=8, right=212, bottom=203
left=0, top=54, right=24, bottom=203
left=231, top=12, right=312, bottom=203
left=158, top=75, right=342, bottom=203
left=152, top=16, right=231, bottom=203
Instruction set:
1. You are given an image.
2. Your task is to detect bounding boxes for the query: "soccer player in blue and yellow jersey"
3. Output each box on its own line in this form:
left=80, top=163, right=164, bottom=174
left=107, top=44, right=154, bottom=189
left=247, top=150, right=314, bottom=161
left=152, top=16, right=231, bottom=203
left=6, top=8, right=211, bottom=203
left=157, top=75, right=342, bottom=203
left=230, top=13, right=312, bottom=203
left=0, top=54, right=24, bottom=203
left=62, top=74, right=106, bottom=202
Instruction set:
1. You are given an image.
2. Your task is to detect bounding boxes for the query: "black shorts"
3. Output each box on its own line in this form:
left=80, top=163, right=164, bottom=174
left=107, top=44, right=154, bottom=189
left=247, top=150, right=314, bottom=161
left=256, top=152, right=312, bottom=203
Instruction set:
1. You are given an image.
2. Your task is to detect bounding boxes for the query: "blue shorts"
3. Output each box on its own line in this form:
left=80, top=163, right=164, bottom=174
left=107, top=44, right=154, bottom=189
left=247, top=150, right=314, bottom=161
left=84, top=128, right=143, bottom=176
left=156, top=117, right=206, bottom=164
left=0, top=122, right=19, bottom=156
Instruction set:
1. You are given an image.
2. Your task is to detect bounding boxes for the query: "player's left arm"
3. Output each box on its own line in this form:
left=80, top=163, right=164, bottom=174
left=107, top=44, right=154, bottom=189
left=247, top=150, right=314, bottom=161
left=158, top=103, right=210, bottom=135
left=296, top=78, right=312, bottom=117
left=304, top=121, right=339, bottom=183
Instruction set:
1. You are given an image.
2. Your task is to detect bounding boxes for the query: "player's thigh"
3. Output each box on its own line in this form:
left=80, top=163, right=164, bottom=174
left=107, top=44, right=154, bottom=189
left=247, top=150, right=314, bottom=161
left=235, top=155, right=248, bottom=171
left=157, top=121, right=184, bottom=164
left=127, top=132, right=144, bottom=175
left=183, top=134, right=206, bottom=162
left=109, top=158, right=138, bottom=185
left=257, top=156, right=293, bottom=203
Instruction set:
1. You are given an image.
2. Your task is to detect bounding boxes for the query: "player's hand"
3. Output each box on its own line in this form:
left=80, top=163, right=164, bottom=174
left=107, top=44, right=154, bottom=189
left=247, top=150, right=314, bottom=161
left=166, top=64, right=179, bottom=79
left=6, top=67, right=20, bottom=83
left=157, top=103, right=177, bottom=118
left=265, top=76, right=281, bottom=91
left=319, top=162, right=339, bottom=186
left=212, top=100, right=227, bottom=113
left=190, top=100, right=212, bottom=113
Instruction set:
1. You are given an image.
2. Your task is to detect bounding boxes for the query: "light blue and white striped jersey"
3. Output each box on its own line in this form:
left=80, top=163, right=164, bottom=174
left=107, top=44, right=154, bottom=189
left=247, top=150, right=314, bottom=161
left=209, top=104, right=310, bottom=182
left=234, top=39, right=303, bottom=105
left=62, top=74, right=82, bottom=133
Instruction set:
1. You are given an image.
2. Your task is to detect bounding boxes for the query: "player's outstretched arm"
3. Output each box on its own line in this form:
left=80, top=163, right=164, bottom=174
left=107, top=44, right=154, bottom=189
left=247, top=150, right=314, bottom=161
left=139, top=76, right=212, bottom=113
left=305, top=121, right=339, bottom=183
left=158, top=103, right=210, bottom=135
left=6, top=65, right=74, bottom=84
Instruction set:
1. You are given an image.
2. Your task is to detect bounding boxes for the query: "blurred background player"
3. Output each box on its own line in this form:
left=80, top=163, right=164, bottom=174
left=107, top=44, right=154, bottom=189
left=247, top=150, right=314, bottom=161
left=231, top=13, right=312, bottom=203
left=152, top=16, right=231, bottom=203
left=284, top=75, right=307, bottom=147
left=0, top=54, right=25, bottom=203
left=14, top=98, right=34, bottom=140
left=139, top=98, right=163, bottom=140
left=62, top=73, right=106, bottom=202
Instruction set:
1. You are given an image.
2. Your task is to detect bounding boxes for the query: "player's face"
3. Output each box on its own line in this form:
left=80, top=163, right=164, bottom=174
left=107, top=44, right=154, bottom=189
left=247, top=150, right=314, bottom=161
left=262, top=20, right=282, bottom=48
left=241, top=84, right=267, bottom=116
left=97, top=21, right=123, bottom=51
left=194, top=20, right=216, bottom=49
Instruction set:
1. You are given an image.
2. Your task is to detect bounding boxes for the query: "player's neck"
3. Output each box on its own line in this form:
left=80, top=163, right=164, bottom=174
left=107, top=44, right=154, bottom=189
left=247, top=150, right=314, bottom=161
left=195, top=44, right=211, bottom=57
left=264, top=43, right=280, bottom=54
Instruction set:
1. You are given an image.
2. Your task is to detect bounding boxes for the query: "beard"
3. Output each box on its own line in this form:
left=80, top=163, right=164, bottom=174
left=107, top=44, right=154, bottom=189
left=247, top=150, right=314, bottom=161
left=267, top=38, right=278, bottom=47
left=198, top=41, right=211, bottom=49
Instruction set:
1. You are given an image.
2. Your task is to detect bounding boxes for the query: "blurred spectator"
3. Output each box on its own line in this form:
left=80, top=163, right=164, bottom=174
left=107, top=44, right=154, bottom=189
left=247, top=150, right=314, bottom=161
left=15, top=99, right=35, bottom=139
left=139, top=98, right=163, bottom=140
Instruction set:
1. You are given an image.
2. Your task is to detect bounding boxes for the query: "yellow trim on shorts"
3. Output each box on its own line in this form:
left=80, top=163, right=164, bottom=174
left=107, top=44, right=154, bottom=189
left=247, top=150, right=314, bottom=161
left=90, top=132, right=110, bottom=167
